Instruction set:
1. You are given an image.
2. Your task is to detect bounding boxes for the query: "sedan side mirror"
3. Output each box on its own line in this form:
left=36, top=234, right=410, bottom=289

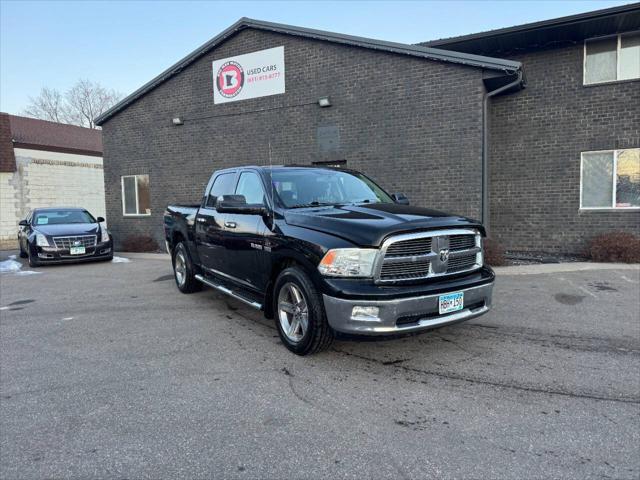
left=96, top=216, right=105, bottom=223
left=216, top=195, right=268, bottom=216
left=391, top=193, right=410, bottom=205
left=19, top=219, right=29, bottom=226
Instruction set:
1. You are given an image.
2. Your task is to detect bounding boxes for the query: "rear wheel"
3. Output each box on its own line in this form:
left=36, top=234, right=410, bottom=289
left=172, top=242, right=201, bottom=293
left=274, top=266, right=333, bottom=355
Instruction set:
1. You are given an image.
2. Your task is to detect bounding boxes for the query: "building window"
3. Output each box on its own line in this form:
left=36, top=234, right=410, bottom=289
left=584, top=32, right=640, bottom=84
left=581, top=149, right=640, bottom=209
left=121, top=175, right=151, bottom=216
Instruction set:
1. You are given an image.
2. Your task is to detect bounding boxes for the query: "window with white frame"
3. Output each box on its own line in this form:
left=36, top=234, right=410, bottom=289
left=121, top=175, right=151, bottom=216
left=584, top=32, right=640, bottom=84
left=581, top=149, right=640, bottom=209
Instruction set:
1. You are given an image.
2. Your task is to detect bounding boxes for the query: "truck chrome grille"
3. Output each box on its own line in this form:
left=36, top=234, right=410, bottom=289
left=375, top=229, right=482, bottom=283
left=53, top=235, right=97, bottom=249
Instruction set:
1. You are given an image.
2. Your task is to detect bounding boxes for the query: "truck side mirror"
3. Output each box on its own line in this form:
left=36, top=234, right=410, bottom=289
left=19, top=219, right=28, bottom=226
left=392, top=193, right=410, bottom=205
left=96, top=216, right=105, bottom=223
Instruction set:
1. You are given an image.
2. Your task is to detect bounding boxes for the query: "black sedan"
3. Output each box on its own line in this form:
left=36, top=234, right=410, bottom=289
left=18, top=207, right=113, bottom=267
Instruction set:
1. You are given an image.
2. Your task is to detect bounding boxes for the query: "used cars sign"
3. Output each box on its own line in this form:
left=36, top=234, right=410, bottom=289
left=212, top=46, right=285, bottom=104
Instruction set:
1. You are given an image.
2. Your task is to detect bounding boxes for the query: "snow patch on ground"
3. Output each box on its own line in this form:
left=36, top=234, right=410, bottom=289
left=111, top=256, right=131, bottom=263
left=0, top=255, right=41, bottom=275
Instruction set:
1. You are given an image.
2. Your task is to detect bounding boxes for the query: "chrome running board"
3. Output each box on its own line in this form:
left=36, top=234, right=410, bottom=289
left=195, top=274, right=262, bottom=310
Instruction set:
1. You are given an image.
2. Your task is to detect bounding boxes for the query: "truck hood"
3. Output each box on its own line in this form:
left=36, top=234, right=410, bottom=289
left=34, top=223, right=100, bottom=237
left=284, top=203, right=483, bottom=247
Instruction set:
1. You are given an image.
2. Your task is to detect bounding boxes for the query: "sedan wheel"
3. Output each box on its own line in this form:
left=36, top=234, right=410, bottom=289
left=277, top=282, right=309, bottom=343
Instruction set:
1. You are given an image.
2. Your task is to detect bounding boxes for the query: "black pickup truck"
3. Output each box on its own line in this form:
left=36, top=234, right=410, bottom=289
left=164, top=165, right=494, bottom=355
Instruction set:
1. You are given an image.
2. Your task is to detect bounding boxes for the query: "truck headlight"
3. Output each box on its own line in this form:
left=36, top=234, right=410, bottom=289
left=318, top=248, right=377, bottom=277
left=35, top=233, right=49, bottom=247
left=101, top=226, right=110, bottom=243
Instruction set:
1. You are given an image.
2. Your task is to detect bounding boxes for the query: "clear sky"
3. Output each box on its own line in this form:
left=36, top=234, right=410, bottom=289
left=0, top=0, right=632, bottom=115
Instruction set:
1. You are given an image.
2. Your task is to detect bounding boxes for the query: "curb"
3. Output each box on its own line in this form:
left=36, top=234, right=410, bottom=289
left=493, top=262, right=640, bottom=275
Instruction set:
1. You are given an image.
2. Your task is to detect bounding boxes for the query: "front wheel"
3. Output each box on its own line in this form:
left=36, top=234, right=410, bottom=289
left=172, top=242, right=202, bottom=293
left=19, top=239, right=27, bottom=258
left=27, top=246, right=39, bottom=268
left=274, top=266, right=333, bottom=355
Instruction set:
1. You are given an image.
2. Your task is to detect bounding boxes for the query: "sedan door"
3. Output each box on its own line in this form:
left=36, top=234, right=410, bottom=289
left=195, top=171, right=237, bottom=276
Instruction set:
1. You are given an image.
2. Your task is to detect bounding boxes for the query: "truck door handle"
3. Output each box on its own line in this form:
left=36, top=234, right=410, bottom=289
left=224, top=221, right=237, bottom=229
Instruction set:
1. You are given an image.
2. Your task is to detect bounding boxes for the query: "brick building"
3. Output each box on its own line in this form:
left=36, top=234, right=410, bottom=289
left=96, top=4, right=639, bottom=254
left=0, top=114, right=106, bottom=249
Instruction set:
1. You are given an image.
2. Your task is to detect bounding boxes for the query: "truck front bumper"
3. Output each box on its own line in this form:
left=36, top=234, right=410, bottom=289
left=322, top=281, right=493, bottom=335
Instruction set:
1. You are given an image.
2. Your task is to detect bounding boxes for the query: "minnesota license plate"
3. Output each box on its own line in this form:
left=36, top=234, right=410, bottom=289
left=439, top=292, right=464, bottom=315
left=69, top=246, right=86, bottom=255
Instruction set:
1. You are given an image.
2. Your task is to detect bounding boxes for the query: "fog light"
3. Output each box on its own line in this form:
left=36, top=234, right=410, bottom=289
left=351, top=306, right=380, bottom=321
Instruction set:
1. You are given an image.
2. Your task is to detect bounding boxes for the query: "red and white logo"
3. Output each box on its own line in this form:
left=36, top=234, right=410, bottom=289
left=215, top=60, right=244, bottom=98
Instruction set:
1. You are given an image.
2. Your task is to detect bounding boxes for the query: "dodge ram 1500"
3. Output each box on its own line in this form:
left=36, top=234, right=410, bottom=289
left=164, top=165, right=494, bottom=355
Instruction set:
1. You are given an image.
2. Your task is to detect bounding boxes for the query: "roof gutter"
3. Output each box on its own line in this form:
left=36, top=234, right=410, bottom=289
left=481, top=70, right=524, bottom=235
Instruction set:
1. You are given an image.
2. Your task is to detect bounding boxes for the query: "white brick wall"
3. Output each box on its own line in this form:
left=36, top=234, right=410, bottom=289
left=0, top=148, right=106, bottom=249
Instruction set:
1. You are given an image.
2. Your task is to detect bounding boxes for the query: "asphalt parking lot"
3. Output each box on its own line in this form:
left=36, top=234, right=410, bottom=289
left=1, top=252, right=639, bottom=479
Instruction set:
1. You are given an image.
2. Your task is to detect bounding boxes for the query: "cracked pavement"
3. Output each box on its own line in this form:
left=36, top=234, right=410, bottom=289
left=1, top=252, right=639, bottom=479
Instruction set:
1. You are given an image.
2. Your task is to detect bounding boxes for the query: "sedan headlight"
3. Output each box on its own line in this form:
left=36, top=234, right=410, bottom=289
left=101, top=226, right=110, bottom=243
left=35, top=233, right=49, bottom=247
left=318, top=248, right=378, bottom=277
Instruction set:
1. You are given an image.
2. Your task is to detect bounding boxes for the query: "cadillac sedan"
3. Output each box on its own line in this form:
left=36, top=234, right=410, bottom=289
left=18, top=207, right=113, bottom=267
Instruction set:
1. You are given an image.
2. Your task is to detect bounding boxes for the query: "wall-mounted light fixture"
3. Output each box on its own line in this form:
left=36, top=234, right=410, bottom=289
left=172, top=117, right=184, bottom=126
left=318, top=97, right=331, bottom=108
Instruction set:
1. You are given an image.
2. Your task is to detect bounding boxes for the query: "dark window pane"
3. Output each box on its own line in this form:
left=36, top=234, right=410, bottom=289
left=582, top=152, right=614, bottom=208
left=235, top=172, right=265, bottom=205
left=207, top=172, right=235, bottom=207
left=137, top=175, right=151, bottom=214
left=616, top=149, right=640, bottom=207
left=585, top=36, right=617, bottom=84
left=123, top=176, right=137, bottom=214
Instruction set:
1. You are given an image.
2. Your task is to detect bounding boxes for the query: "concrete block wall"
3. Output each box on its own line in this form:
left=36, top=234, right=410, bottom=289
left=0, top=149, right=106, bottom=249
left=101, top=28, right=487, bottom=247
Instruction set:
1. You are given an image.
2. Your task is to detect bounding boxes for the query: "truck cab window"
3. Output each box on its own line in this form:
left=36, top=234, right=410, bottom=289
left=235, top=172, right=266, bottom=205
left=206, top=172, right=236, bottom=207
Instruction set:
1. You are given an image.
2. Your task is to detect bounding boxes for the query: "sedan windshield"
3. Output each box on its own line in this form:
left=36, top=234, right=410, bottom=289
left=271, top=169, right=393, bottom=208
left=33, top=210, right=96, bottom=225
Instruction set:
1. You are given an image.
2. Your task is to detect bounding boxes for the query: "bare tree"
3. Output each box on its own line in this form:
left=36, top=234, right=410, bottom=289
left=23, top=80, right=122, bottom=129
left=65, top=79, right=121, bottom=129
left=23, top=87, right=67, bottom=123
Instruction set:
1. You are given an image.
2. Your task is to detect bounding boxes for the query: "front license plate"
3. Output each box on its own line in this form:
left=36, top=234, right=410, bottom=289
left=69, top=246, right=86, bottom=255
left=439, top=292, right=464, bottom=315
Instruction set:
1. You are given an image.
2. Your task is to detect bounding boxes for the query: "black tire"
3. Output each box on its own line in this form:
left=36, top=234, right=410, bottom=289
left=27, top=246, right=39, bottom=268
left=19, top=240, right=27, bottom=258
left=273, top=266, right=333, bottom=355
left=172, top=242, right=202, bottom=293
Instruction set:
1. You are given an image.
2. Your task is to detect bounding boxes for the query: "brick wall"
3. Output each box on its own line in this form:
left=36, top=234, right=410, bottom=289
left=101, top=29, right=487, bottom=248
left=0, top=113, right=16, bottom=173
left=489, top=43, right=640, bottom=254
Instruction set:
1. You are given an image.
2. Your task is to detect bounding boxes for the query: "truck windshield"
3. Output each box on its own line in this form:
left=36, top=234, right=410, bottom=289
left=271, top=168, right=393, bottom=208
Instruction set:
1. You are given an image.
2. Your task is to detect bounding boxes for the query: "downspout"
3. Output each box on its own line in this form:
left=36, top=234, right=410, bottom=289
left=481, top=70, right=523, bottom=235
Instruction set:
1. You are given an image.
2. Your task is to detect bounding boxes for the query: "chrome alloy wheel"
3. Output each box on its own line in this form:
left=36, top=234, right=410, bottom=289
left=278, top=282, right=309, bottom=343
left=174, top=250, right=187, bottom=286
